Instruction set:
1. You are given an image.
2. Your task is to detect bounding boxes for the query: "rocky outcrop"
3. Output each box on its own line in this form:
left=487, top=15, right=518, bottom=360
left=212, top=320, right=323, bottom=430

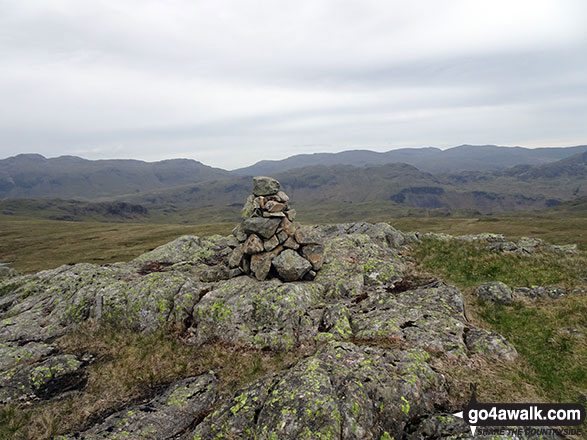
left=229, top=176, right=324, bottom=281
left=0, top=217, right=551, bottom=439
left=474, top=282, right=584, bottom=303
left=193, top=341, right=447, bottom=440
left=422, top=232, right=578, bottom=255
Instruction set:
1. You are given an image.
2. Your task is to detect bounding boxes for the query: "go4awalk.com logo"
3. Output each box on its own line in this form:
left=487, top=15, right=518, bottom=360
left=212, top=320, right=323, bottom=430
left=453, top=385, right=585, bottom=436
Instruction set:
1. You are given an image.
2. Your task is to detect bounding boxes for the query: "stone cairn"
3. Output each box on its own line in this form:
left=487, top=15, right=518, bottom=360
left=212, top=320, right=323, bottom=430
left=229, top=176, right=324, bottom=282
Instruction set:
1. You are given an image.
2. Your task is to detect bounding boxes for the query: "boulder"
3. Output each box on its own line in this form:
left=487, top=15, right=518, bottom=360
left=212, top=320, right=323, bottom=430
left=272, top=249, right=312, bottom=281
left=465, top=327, right=518, bottom=361
left=474, top=281, right=513, bottom=304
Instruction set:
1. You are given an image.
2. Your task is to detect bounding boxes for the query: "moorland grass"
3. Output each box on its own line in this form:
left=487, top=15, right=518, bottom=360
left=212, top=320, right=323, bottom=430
left=0, top=215, right=235, bottom=273
left=410, top=237, right=587, bottom=407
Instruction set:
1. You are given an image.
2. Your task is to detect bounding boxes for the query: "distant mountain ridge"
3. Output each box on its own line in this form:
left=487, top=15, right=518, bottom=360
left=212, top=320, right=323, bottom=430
left=234, top=144, right=587, bottom=175
left=0, top=145, right=585, bottom=205
left=0, top=154, right=231, bottom=200
left=118, top=153, right=585, bottom=223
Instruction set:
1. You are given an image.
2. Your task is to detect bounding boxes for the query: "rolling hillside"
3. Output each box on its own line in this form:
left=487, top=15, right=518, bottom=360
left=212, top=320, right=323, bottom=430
left=234, top=144, right=587, bottom=175
left=0, top=154, right=232, bottom=200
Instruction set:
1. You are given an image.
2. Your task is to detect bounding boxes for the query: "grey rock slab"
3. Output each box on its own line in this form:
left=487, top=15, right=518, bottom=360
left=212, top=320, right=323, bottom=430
left=294, top=225, right=323, bottom=245
left=0, top=341, right=55, bottom=372
left=188, top=276, right=324, bottom=349
left=253, top=176, right=281, bottom=196
left=315, top=222, right=406, bottom=248
left=68, top=373, right=217, bottom=440
left=350, top=282, right=468, bottom=358
left=133, top=235, right=230, bottom=265
left=272, top=249, right=312, bottom=281
left=193, top=341, right=448, bottom=440
left=314, top=234, right=405, bottom=299
left=0, top=262, right=213, bottom=342
left=0, top=354, right=85, bottom=403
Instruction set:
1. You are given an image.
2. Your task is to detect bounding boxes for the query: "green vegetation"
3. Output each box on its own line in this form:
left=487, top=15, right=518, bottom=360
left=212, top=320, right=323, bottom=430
left=478, top=298, right=586, bottom=403
left=412, top=237, right=587, bottom=288
left=410, top=237, right=586, bottom=406
left=0, top=321, right=306, bottom=440
left=390, top=215, right=587, bottom=249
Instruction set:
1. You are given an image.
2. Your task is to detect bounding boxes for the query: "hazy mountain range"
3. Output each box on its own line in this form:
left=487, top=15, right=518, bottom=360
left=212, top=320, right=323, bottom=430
left=0, top=145, right=585, bottom=223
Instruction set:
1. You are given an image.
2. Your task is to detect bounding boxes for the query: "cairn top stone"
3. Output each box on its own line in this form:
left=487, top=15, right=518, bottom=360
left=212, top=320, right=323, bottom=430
left=253, top=176, right=281, bottom=196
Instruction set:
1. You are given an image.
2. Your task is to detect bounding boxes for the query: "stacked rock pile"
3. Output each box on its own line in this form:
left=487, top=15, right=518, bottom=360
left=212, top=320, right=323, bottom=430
left=229, top=176, right=324, bottom=282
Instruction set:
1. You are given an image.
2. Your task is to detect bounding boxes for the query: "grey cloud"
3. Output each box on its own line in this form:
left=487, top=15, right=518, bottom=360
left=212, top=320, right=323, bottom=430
left=0, top=0, right=586, bottom=169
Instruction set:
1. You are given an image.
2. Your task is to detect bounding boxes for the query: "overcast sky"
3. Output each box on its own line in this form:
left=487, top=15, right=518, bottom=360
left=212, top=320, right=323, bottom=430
left=0, top=0, right=586, bottom=169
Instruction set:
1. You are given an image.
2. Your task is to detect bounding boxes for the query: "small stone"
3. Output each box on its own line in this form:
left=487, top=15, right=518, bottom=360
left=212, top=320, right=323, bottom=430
left=280, top=218, right=297, bottom=236
left=242, top=234, right=264, bottom=255
left=231, top=224, right=247, bottom=242
left=264, top=235, right=280, bottom=252
left=285, top=209, right=296, bottom=221
left=228, top=245, right=244, bottom=268
left=303, top=270, right=316, bottom=281
left=301, top=244, right=325, bottom=270
left=265, top=201, right=286, bottom=213
left=250, top=246, right=283, bottom=281
left=283, top=237, right=300, bottom=250
left=253, top=176, right=281, bottom=196
left=242, top=217, right=281, bottom=239
left=294, top=225, right=323, bottom=245
left=272, top=249, right=312, bottom=282
left=241, top=195, right=256, bottom=218
left=241, top=257, right=250, bottom=274
left=262, top=211, right=285, bottom=218
left=275, top=191, right=290, bottom=202
left=229, top=267, right=243, bottom=278
left=465, top=327, right=518, bottom=362
left=227, top=235, right=240, bottom=248
left=474, top=282, right=513, bottom=304
left=277, top=231, right=289, bottom=243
